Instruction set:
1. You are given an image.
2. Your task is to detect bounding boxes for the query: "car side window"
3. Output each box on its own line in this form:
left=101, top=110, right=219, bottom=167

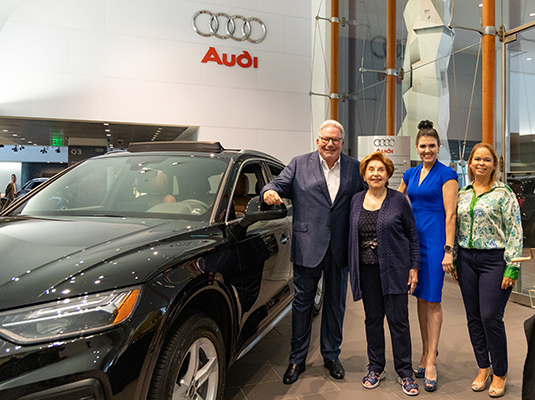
left=266, top=162, right=291, bottom=206
left=228, top=162, right=264, bottom=221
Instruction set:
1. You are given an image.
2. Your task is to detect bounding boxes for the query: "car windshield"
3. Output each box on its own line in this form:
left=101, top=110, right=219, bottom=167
left=11, top=153, right=229, bottom=222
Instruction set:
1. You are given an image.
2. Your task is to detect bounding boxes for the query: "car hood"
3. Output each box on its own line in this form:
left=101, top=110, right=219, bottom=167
left=0, top=216, right=219, bottom=311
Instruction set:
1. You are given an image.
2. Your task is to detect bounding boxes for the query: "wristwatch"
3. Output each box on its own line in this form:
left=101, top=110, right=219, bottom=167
left=444, top=245, right=453, bottom=253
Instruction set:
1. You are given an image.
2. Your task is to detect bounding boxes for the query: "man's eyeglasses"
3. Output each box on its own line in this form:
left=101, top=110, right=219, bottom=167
left=318, top=136, right=343, bottom=144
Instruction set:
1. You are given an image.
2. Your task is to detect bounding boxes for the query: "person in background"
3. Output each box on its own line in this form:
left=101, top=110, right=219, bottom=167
left=2, top=174, right=17, bottom=210
left=454, top=143, right=522, bottom=398
left=349, top=152, right=420, bottom=396
left=261, top=120, right=364, bottom=384
left=398, top=120, right=458, bottom=392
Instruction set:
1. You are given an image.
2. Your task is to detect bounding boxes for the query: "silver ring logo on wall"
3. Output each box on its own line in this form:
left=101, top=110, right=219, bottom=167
left=192, top=10, right=267, bottom=43
left=373, top=138, right=396, bottom=147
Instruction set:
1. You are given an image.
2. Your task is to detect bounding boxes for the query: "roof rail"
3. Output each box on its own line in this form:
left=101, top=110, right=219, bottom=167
left=128, top=141, right=225, bottom=153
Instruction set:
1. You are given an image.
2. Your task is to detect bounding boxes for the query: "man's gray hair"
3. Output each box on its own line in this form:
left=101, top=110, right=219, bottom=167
left=318, top=119, right=345, bottom=140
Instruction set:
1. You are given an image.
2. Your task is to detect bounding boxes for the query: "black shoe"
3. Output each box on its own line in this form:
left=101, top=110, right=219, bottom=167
left=283, top=363, right=306, bottom=384
left=324, top=358, right=345, bottom=379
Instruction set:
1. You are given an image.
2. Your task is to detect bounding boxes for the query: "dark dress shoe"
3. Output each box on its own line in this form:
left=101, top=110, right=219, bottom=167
left=324, top=358, right=345, bottom=379
left=283, top=363, right=306, bottom=384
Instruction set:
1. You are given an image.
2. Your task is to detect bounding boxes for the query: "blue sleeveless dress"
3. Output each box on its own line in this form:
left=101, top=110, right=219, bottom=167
left=403, top=162, right=458, bottom=302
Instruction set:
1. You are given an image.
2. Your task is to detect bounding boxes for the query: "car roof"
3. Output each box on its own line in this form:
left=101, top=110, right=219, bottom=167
left=100, top=141, right=284, bottom=165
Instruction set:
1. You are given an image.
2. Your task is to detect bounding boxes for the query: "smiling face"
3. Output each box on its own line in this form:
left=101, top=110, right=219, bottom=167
left=470, top=146, right=496, bottom=184
left=416, top=136, right=439, bottom=165
left=316, top=125, right=344, bottom=167
left=365, top=159, right=388, bottom=189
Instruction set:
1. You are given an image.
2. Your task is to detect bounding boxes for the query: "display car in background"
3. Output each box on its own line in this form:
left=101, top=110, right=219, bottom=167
left=508, top=174, right=535, bottom=246
left=0, top=142, right=293, bottom=400
left=16, top=177, right=49, bottom=198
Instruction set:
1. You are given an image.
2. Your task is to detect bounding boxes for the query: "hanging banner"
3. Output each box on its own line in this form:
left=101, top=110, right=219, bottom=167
left=358, top=136, right=411, bottom=188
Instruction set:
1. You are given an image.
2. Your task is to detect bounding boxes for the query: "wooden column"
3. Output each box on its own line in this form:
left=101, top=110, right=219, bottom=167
left=386, top=0, right=396, bottom=136
left=482, top=0, right=495, bottom=144
left=330, top=0, right=339, bottom=120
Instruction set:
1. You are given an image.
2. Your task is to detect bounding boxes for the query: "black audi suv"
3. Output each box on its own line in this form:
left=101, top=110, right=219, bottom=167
left=0, top=142, right=293, bottom=400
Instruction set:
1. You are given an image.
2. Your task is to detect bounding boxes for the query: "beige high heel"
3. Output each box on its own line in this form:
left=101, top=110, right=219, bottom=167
left=488, top=374, right=507, bottom=398
left=471, top=368, right=491, bottom=392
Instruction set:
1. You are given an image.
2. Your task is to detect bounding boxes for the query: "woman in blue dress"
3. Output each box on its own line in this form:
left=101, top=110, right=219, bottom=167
left=398, top=120, right=458, bottom=392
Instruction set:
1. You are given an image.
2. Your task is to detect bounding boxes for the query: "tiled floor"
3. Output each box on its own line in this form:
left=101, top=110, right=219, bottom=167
left=224, top=278, right=534, bottom=400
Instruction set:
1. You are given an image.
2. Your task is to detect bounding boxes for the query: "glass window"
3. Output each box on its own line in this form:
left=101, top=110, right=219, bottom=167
left=505, top=25, right=535, bottom=300
left=12, top=154, right=229, bottom=222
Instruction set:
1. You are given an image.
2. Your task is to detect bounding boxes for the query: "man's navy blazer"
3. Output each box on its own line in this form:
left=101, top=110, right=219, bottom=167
left=261, top=151, right=364, bottom=268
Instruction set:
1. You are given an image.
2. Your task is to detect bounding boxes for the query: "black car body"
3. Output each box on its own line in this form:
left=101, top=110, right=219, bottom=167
left=16, top=177, right=49, bottom=198
left=0, top=142, right=293, bottom=400
left=508, top=174, right=535, bottom=245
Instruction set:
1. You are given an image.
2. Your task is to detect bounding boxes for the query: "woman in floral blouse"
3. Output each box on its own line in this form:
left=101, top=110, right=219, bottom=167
left=454, top=143, right=522, bottom=398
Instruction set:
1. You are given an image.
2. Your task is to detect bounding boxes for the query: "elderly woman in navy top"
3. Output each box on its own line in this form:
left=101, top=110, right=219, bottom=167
left=455, top=143, right=522, bottom=398
left=349, top=152, right=420, bottom=396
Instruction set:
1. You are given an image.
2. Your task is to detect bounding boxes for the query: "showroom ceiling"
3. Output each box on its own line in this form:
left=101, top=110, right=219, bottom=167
left=0, top=117, right=191, bottom=149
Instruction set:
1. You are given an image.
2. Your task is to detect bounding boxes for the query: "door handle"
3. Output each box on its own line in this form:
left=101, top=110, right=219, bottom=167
left=280, top=233, right=289, bottom=245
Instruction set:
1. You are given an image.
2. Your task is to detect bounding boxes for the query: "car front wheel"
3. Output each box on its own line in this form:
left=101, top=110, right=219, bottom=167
left=148, top=313, right=226, bottom=400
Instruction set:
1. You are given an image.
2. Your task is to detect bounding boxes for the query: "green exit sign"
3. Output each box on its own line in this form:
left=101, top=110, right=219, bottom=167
left=50, top=137, right=64, bottom=146
left=50, top=130, right=64, bottom=147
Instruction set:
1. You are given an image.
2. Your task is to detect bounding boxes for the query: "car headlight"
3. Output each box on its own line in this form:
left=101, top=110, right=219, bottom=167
left=0, top=287, right=140, bottom=345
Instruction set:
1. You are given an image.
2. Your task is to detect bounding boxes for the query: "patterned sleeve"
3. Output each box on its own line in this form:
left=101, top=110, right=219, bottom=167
left=502, top=185, right=523, bottom=279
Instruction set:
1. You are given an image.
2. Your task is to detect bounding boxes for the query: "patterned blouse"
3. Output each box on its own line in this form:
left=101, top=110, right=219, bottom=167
left=456, top=180, right=523, bottom=279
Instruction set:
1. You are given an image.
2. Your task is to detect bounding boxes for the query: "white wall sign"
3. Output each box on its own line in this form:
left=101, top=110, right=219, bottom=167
left=358, top=136, right=411, bottom=188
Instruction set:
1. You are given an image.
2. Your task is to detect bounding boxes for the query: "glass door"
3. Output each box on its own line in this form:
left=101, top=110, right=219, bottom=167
left=504, top=23, right=535, bottom=305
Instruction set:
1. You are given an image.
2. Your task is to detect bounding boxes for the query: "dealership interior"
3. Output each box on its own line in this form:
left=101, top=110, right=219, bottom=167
left=1, top=1, right=535, bottom=399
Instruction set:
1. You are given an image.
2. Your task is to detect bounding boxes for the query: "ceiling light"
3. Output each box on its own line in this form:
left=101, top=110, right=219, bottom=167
left=530, top=12, right=535, bottom=17
left=12, top=133, right=17, bottom=137
left=103, top=123, right=109, bottom=126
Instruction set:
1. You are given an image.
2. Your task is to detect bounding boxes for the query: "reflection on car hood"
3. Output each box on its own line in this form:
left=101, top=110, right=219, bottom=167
left=0, top=216, right=218, bottom=311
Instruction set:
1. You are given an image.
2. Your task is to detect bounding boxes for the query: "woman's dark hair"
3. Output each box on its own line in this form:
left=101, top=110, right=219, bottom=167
left=416, top=120, right=440, bottom=146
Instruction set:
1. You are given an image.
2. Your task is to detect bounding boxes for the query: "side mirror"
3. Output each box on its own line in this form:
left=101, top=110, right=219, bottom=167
left=239, top=196, right=287, bottom=228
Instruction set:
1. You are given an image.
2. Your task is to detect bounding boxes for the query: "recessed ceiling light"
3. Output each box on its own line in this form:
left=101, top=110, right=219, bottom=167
left=105, top=129, right=110, bottom=132
left=106, top=133, right=111, bottom=137
left=12, top=133, right=17, bottom=136
left=103, top=123, right=109, bottom=126
left=528, top=57, right=533, bottom=61
left=2, top=129, right=7, bottom=132
left=530, top=12, right=535, bottom=17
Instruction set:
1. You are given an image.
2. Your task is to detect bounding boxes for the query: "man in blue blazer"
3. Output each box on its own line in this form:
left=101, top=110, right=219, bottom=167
left=261, top=120, right=364, bottom=384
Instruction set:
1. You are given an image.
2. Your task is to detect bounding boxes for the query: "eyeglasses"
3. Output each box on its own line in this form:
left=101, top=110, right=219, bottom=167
left=318, top=136, right=343, bottom=144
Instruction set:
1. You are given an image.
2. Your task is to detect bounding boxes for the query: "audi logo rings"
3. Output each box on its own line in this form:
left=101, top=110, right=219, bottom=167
left=374, top=138, right=396, bottom=147
left=192, top=10, right=267, bottom=44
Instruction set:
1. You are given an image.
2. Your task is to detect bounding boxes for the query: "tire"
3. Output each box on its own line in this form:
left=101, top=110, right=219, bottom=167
left=313, top=271, right=325, bottom=316
left=148, top=313, right=226, bottom=400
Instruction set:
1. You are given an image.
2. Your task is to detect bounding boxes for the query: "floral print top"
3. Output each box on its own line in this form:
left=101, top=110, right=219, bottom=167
left=456, top=180, right=523, bottom=279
